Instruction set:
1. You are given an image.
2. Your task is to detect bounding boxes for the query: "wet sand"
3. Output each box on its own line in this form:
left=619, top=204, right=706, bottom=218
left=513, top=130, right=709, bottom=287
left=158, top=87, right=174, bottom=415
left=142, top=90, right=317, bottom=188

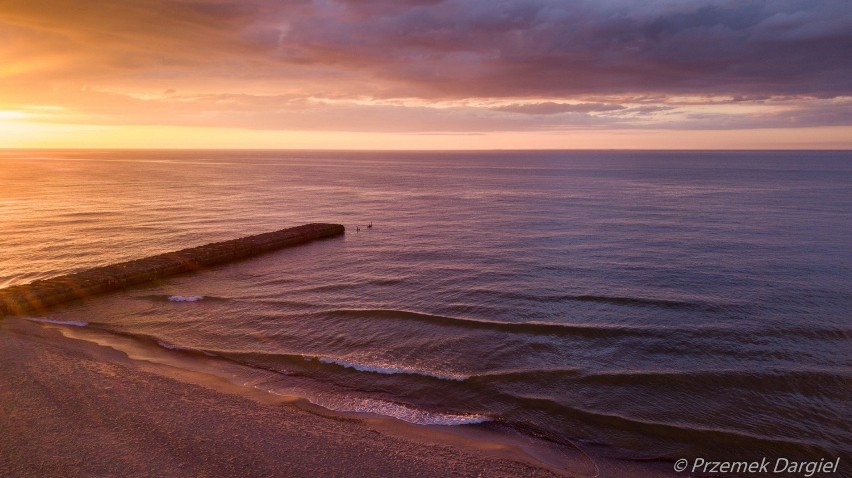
left=0, top=318, right=567, bottom=478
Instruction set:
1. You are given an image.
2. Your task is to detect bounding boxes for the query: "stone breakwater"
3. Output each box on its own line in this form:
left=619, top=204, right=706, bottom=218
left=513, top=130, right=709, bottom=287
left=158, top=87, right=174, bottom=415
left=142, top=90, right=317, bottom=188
left=0, top=223, right=345, bottom=317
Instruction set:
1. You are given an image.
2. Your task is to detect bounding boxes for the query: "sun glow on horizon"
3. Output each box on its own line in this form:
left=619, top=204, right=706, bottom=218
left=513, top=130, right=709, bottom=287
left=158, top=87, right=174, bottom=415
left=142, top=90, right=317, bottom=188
left=3, top=120, right=851, bottom=151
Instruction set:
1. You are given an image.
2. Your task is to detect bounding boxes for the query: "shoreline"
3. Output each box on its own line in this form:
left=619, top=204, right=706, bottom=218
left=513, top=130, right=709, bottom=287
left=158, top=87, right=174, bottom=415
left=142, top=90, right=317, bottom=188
left=0, top=317, right=676, bottom=477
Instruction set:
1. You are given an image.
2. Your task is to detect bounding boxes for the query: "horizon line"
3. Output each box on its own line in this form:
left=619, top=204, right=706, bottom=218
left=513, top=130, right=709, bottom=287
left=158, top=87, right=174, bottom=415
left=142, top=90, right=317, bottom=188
left=2, top=147, right=851, bottom=152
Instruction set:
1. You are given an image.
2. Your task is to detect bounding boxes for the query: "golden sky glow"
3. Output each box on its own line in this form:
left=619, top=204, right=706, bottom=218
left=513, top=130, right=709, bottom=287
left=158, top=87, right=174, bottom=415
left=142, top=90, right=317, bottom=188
left=1, top=0, right=851, bottom=149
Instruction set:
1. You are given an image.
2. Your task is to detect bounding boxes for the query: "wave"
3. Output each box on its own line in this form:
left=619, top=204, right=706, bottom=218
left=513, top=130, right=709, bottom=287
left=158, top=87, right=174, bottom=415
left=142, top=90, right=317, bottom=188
left=222, top=350, right=468, bottom=382
left=156, top=340, right=195, bottom=350
left=509, top=394, right=828, bottom=457
left=470, top=368, right=585, bottom=382
left=34, top=318, right=844, bottom=456
left=288, top=278, right=410, bottom=294
left=45, top=320, right=464, bottom=384
left=137, top=294, right=230, bottom=303
left=762, top=326, right=852, bottom=341
left=317, top=356, right=466, bottom=381
left=569, top=369, right=852, bottom=400
left=321, top=309, right=849, bottom=345
left=45, top=322, right=488, bottom=427
left=168, top=295, right=204, bottom=302
left=61, top=324, right=224, bottom=362
left=24, top=317, right=89, bottom=327
left=471, top=367, right=851, bottom=396
left=470, top=289, right=730, bottom=311
left=188, top=348, right=851, bottom=398
left=305, top=395, right=490, bottom=426
left=156, top=340, right=217, bottom=357
left=321, top=308, right=665, bottom=338
left=582, top=368, right=851, bottom=383
left=559, top=294, right=723, bottom=311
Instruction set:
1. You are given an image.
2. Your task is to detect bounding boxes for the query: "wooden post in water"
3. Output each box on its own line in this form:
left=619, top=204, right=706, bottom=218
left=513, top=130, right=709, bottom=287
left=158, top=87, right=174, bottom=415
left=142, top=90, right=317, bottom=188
left=0, top=223, right=345, bottom=317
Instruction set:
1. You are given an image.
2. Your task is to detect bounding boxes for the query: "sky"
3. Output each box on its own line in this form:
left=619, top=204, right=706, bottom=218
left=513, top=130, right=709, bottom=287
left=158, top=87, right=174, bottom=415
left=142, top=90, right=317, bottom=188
left=1, top=0, right=851, bottom=149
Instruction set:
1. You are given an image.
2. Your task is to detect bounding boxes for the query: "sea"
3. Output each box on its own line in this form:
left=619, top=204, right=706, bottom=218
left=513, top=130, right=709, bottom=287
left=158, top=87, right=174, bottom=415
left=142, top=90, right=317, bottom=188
left=1, top=149, right=849, bottom=471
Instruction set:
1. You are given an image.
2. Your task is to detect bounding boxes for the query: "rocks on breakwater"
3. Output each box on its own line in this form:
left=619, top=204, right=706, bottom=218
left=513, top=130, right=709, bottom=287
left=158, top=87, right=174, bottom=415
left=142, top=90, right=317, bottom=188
left=0, top=223, right=345, bottom=317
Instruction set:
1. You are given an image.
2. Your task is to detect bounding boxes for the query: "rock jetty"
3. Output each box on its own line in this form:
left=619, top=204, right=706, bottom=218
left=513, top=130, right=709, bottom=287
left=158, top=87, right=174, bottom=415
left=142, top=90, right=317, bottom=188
left=0, top=223, right=345, bottom=317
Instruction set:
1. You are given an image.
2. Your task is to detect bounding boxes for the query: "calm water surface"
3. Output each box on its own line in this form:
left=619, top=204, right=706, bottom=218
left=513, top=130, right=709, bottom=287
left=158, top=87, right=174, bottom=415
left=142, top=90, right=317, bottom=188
left=1, top=150, right=850, bottom=467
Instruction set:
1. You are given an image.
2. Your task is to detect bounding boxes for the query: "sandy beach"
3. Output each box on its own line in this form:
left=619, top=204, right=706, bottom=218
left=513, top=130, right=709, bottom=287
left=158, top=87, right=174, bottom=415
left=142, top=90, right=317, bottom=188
left=0, top=318, right=565, bottom=478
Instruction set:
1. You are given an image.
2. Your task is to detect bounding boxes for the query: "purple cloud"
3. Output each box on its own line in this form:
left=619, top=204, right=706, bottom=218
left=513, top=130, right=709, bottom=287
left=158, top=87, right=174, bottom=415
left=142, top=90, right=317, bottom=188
left=259, top=0, right=852, bottom=98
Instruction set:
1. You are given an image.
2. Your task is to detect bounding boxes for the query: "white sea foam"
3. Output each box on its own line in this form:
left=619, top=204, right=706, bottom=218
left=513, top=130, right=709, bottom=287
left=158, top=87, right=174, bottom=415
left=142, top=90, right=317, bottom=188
left=24, top=317, right=89, bottom=327
left=317, top=396, right=491, bottom=426
left=168, top=295, right=204, bottom=302
left=317, top=356, right=467, bottom=381
left=156, top=340, right=194, bottom=351
left=155, top=340, right=217, bottom=356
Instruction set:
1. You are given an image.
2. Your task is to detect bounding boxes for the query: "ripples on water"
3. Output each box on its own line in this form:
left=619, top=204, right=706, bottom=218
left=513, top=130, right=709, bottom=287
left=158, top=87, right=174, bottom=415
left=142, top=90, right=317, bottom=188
left=2, top=149, right=850, bottom=466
